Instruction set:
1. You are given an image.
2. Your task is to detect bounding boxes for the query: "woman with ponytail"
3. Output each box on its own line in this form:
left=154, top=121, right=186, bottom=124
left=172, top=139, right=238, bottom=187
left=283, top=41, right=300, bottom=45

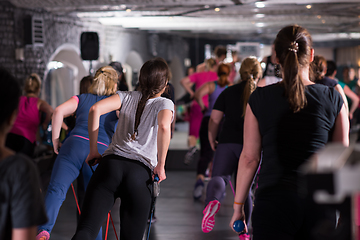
left=37, top=66, right=119, bottom=240
left=230, top=25, right=349, bottom=240
left=201, top=58, right=261, bottom=239
left=6, top=73, right=53, bottom=157
left=71, top=58, right=174, bottom=240
left=192, top=63, right=232, bottom=200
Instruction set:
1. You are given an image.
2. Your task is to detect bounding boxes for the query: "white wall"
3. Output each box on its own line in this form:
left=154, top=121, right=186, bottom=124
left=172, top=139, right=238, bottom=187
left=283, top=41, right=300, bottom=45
left=313, top=47, right=334, bottom=61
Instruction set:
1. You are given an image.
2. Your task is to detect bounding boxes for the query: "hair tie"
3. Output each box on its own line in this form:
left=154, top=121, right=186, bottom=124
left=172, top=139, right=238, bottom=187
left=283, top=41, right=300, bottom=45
left=288, top=41, right=299, bottom=53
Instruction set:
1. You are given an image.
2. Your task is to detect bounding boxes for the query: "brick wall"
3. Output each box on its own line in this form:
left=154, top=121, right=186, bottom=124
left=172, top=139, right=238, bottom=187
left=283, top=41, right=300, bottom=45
left=0, top=1, right=189, bottom=90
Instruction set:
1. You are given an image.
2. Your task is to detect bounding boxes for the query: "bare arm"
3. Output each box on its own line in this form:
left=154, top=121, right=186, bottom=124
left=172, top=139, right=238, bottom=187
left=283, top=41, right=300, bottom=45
left=38, top=99, right=54, bottom=130
left=196, top=62, right=206, bottom=72
left=87, top=94, right=121, bottom=165
left=334, top=84, right=349, bottom=116
left=154, top=109, right=173, bottom=183
left=12, top=226, right=37, bottom=240
left=194, top=82, right=213, bottom=111
left=230, top=104, right=261, bottom=233
left=180, top=76, right=195, bottom=98
left=52, top=98, right=78, bottom=154
left=343, top=85, right=359, bottom=119
left=257, top=78, right=266, bottom=87
left=208, top=109, right=224, bottom=151
left=332, top=104, right=350, bottom=147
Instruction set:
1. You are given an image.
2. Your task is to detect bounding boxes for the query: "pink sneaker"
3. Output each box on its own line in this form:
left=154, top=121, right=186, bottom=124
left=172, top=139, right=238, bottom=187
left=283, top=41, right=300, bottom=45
left=36, top=230, right=50, bottom=240
left=201, top=200, right=220, bottom=233
left=239, top=233, right=250, bottom=240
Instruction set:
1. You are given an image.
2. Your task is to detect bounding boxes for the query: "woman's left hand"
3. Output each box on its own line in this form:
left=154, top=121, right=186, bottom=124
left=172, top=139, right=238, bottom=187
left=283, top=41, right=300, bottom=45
left=229, top=205, right=248, bottom=234
left=153, top=165, right=166, bottom=183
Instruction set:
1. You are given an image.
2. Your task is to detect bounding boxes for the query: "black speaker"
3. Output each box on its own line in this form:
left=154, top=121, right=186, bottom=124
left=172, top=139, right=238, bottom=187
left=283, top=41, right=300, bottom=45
left=80, top=32, right=99, bottom=60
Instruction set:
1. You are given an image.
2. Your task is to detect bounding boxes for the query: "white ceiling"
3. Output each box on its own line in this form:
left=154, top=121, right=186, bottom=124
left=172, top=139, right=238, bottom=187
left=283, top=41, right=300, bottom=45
left=7, top=0, right=360, bottom=42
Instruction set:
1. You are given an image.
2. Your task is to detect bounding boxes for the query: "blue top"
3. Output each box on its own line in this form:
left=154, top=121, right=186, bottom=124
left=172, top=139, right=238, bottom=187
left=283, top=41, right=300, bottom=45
left=204, top=82, right=228, bottom=117
left=70, top=93, right=118, bottom=145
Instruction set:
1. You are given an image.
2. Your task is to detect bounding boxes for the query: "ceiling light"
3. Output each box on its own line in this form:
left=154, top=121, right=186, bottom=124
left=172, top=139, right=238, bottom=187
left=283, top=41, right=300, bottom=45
left=255, top=2, right=265, bottom=8
left=306, top=5, right=312, bottom=9
left=255, top=22, right=265, bottom=27
left=317, top=15, right=321, bottom=19
left=126, top=9, right=131, bottom=12
left=255, top=14, right=265, bottom=18
left=214, top=8, right=220, bottom=12
left=204, top=5, right=210, bottom=9
left=322, top=20, right=325, bottom=24
left=120, top=4, right=126, bottom=9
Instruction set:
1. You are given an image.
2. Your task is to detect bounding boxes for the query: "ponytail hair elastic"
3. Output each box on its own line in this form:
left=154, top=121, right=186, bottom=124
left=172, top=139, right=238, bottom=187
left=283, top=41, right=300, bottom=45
left=288, top=41, right=299, bottom=53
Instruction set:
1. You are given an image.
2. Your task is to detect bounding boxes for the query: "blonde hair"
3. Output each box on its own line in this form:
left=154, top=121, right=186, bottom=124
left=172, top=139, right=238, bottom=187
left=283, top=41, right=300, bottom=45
left=24, top=73, right=41, bottom=94
left=89, top=66, right=118, bottom=96
left=240, top=57, right=262, bottom=117
left=205, top=58, right=217, bottom=71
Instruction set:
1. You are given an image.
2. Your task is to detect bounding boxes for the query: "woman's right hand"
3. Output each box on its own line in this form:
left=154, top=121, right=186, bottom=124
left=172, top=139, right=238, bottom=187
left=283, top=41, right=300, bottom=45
left=153, top=165, right=166, bottom=183
left=85, top=152, right=102, bottom=166
left=210, top=140, right=218, bottom=151
left=52, top=138, right=62, bottom=154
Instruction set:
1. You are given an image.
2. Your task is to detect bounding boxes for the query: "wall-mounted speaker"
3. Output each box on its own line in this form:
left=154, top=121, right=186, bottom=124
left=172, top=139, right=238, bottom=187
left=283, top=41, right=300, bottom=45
left=24, top=16, right=44, bottom=47
left=80, top=32, right=99, bottom=61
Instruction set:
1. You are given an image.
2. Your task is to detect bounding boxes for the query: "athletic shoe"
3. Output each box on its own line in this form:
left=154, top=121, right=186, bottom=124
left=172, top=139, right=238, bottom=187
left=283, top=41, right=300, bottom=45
left=184, top=146, right=198, bottom=165
left=193, top=178, right=204, bottom=200
left=36, top=230, right=50, bottom=240
left=239, top=233, right=250, bottom=240
left=201, top=200, right=221, bottom=233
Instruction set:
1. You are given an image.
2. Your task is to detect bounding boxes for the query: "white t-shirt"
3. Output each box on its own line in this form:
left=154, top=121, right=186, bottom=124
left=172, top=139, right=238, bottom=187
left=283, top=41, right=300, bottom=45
left=103, top=91, right=174, bottom=171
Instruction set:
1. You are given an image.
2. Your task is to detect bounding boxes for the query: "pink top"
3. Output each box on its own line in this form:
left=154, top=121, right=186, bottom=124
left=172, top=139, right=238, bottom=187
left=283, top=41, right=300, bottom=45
left=10, top=96, right=40, bottom=143
left=189, top=71, right=218, bottom=108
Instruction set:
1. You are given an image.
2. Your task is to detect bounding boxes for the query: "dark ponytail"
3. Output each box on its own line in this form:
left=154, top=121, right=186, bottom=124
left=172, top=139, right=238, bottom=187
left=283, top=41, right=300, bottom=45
left=131, top=58, right=170, bottom=140
left=275, top=25, right=312, bottom=112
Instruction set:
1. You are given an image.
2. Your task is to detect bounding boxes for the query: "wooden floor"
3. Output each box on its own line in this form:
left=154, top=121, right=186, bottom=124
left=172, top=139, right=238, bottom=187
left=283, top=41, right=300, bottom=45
left=49, top=171, right=240, bottom=240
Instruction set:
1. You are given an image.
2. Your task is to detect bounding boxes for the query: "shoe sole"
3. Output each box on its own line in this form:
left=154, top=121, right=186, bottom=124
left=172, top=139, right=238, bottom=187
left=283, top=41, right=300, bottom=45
left=202, top=200, right=220, bottom=233
left=36, top=230, right=50, bottom=240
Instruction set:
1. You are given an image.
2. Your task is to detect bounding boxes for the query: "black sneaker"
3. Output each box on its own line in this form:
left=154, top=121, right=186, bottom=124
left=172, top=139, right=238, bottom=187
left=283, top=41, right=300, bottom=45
left=184, top=146, right=198, bottom=165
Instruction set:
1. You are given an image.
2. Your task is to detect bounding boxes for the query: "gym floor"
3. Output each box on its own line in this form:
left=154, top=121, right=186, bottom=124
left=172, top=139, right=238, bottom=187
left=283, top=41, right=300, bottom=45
left=41, top=127, right=242, bottom=240
left=50, top=171, right=240, bottom=240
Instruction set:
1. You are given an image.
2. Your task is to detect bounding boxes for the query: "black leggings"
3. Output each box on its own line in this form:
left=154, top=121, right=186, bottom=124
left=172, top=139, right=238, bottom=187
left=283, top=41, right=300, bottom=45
left=72, top=155, right=152, bottom=240
left=197, top=116, right=214, bottom=175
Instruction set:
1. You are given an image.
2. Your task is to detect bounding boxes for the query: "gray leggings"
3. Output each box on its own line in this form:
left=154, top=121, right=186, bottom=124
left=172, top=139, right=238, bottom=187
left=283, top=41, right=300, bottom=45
left=205, top=143, right=253, bottom=223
